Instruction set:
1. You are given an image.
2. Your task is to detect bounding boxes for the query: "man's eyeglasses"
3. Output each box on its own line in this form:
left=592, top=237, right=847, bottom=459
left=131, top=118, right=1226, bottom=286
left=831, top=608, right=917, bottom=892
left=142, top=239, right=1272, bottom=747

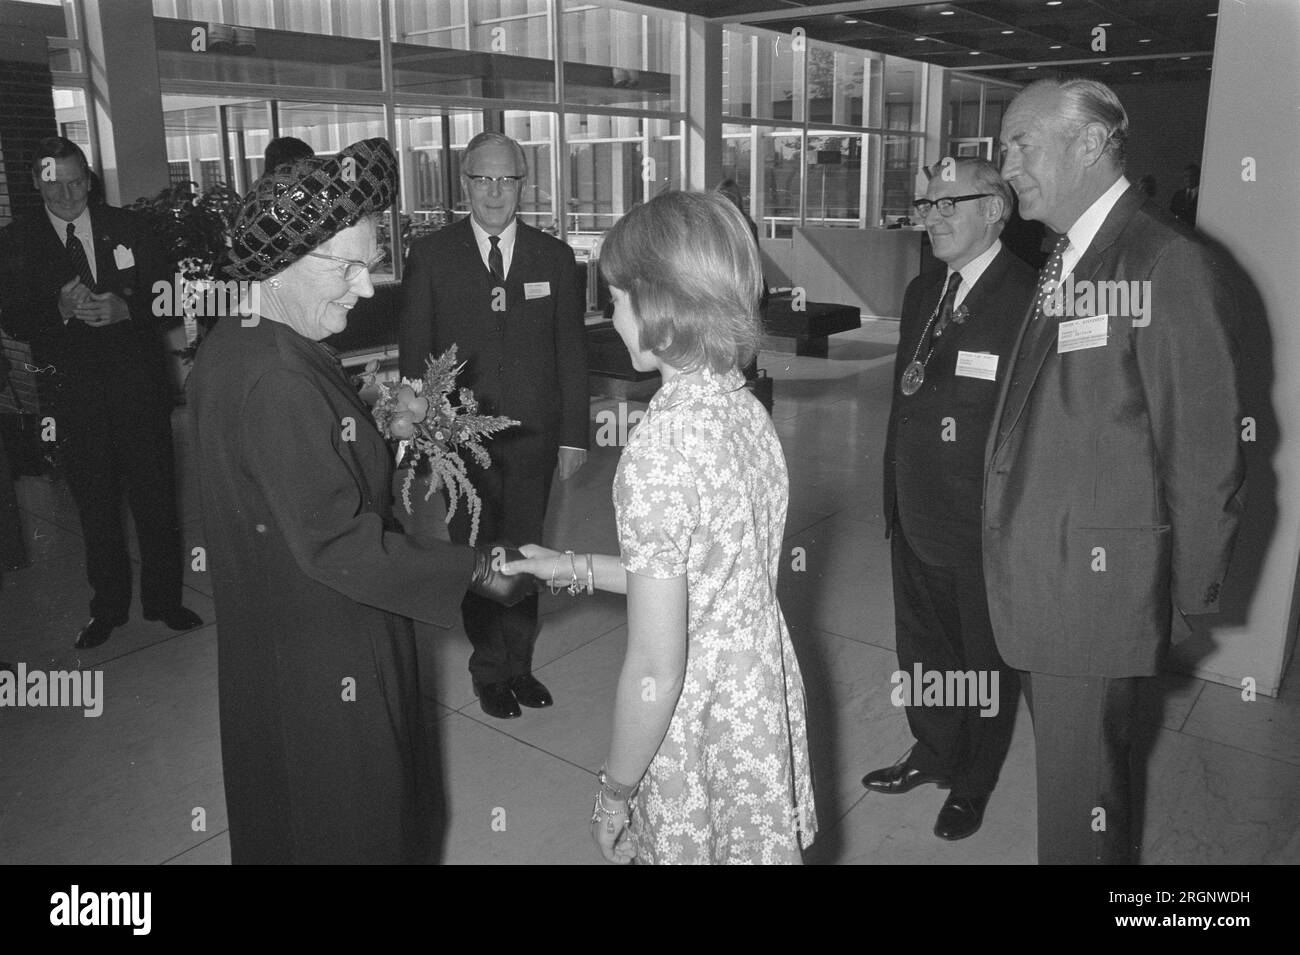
left=306, top=251, right=386, bottom=281
left=465, top=174, right=524, bottom=190
left=912, top=194, right=993, bottom=218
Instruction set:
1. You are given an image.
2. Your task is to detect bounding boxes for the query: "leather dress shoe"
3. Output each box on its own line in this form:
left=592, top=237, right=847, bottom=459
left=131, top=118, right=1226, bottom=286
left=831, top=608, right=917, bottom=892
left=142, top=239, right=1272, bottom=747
left=934, top=794, right=989, bottom=841
left=508, top=674, right=554, bottom=708
left=75, top=616, right=123, bottom=649
left=145, top=606, right=204, bottom=632
left=474, top=681, right=522, bottom=720
left=861, top=760, right=950, bottom=794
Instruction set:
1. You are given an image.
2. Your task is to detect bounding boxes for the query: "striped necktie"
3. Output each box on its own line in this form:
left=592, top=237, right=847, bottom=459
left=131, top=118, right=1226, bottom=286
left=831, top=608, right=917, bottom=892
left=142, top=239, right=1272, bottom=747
left=65, top=222, right=96, bottom=291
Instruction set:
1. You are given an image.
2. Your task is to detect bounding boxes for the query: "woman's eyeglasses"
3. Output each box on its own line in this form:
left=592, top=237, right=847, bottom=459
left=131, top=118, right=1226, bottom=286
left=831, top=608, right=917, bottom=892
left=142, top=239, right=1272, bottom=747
left=911, top=194, right=993, bottom=218
left=306, top=251, right=386, bottom=281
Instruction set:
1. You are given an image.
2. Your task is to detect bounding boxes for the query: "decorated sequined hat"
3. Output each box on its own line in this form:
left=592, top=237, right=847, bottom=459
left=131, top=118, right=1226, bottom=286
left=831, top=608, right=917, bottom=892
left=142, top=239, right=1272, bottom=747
left=226, top=137, right=398, bottom=281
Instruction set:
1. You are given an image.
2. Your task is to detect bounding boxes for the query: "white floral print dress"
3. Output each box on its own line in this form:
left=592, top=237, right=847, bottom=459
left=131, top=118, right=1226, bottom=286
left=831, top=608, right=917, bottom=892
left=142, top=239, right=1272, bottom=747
left=613, top=365, right=817, bottom=864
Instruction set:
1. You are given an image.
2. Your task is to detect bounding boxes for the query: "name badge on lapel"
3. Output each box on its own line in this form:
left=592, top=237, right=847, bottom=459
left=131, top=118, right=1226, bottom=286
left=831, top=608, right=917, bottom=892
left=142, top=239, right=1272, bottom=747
left=524, top=281, right=551, bottom=300
left=112, top=244, right=135, bottom=270
left=955, top=351, right=999, bottom=380
left=1057, top=314, right=1108, bottom=354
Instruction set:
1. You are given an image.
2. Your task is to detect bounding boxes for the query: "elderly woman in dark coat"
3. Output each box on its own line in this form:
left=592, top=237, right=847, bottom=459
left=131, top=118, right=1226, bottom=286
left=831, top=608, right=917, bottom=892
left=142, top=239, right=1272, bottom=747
left=188, top=139, right=527, bottom=864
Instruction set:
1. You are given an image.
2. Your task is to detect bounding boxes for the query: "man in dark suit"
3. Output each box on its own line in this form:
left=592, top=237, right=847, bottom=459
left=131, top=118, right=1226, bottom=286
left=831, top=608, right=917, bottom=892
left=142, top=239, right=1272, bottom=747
left=1170, top=163, right=1200, bottom=228
left=989, top=78, right=1244, bottom=863
left=0, top=137, right=201, bottom=649
left=398, top=132, right=588, bottom=720
left=864, top=157, right=1034, bottom=840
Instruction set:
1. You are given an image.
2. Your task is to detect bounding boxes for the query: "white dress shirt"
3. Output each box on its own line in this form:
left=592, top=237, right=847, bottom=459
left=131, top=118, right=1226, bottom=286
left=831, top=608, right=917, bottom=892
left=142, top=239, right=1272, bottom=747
left=469, top=216, right=517, bottom=280
left=949, top=238, right=1003, bottom=310
left=1060, top=175, right=1131, bottom=280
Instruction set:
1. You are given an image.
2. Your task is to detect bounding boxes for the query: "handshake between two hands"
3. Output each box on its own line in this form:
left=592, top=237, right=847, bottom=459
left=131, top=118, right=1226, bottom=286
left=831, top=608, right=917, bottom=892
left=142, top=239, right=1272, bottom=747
left=467, top=542, right=560, bottom=606
left=58, top=278, right=129, bottom=327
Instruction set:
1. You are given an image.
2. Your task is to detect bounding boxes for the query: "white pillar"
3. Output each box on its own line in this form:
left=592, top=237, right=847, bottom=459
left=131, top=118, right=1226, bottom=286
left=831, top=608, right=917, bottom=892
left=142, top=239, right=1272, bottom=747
left=81, top=0, right=169, bottom=206
left=1170, top=0, right=1300, bottom=694
left=685, top=15, right=721, bottom=192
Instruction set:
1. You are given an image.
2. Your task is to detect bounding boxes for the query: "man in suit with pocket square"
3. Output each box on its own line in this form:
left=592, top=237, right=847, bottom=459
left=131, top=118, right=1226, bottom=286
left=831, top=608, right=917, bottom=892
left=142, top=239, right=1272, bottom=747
left=0, top=137, right=201, bottom=649
left=987, top=78, right=1245, bottom=863
left=399, top=132, right=588, bottom=720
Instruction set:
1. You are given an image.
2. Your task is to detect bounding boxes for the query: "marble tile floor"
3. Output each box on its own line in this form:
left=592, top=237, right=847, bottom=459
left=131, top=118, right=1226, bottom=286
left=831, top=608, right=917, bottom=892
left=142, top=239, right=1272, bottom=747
left=1, top=319, right=1297, bottom=866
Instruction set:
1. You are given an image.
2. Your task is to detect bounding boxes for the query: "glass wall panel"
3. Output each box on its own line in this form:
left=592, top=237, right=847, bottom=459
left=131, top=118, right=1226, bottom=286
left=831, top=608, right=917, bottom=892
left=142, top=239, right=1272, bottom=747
left=805, top=132, right=863, bottom=228
left=154, top=0, right=382, bottom=38
left=504, top=110, right=557, bottom=232
left=806, top=45, right=867, bottom=127
left=162, top=93, right=229, bottom=191
left=949, top=75, right=982, bottom=140
left=722, top=28, right=800, bottom=122
left=720, top=123, right=753, bottom=212
left=759, top=127, right=802, bottom=238
left=561, top=0, right=682, bottom=112
left=984, top=84, right=1016, bottom=140
left=393, top=0, right=554, bottom=101
left=224, top=100, right=272, bottom=193
left=153, top=9, right=383, bottom=90
left=880, top=133, right=923, bottom=225
left=884, top=54, right=924, bottom=133
left=564, top=113, right=679, bottom=237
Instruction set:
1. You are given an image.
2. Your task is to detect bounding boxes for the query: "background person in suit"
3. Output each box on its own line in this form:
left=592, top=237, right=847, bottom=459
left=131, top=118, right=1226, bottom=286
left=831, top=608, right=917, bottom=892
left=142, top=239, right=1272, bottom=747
left=263, top=136, right=313, bottom=174
left=398, top=132, right=589, bottom=720
left=1170, top=163, right=1200, bottom=228
left=0, top=137, right=201, bottom=649
left=989, top=78, right=1244, bottom=864
left=864, top=157, right=1033, bottom=841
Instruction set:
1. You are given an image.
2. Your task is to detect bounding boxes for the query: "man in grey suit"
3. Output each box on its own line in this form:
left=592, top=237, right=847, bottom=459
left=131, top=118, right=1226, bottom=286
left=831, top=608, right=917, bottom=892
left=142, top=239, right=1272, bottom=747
left=987, top=78, right=1245, bottom=863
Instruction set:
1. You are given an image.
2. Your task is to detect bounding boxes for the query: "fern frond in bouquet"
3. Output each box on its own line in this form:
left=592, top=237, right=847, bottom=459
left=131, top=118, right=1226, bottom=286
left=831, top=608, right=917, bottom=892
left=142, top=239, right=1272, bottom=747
left=360, top=345, right=518, bottom=545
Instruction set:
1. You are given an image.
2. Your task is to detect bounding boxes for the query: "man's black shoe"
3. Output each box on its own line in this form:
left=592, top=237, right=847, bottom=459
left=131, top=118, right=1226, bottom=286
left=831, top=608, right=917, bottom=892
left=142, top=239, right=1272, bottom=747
left=861, top=760, right=950, bottom=794
left=508, top=674, right=554, bottom=708
left=474, top=681, right=522, bottom=720
left=75, top=617, right=121, bottom=649
left=934, top=794, right=989, bottom=841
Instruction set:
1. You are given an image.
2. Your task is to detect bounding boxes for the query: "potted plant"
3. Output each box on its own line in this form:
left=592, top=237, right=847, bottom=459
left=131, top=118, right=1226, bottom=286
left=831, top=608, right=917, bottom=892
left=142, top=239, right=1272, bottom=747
left=126, top=180, right=242, bottom=384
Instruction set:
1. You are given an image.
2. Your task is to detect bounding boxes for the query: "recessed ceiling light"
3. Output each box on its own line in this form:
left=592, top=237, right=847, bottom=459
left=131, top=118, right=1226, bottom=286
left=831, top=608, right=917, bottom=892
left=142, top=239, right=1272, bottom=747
left=1001, top=29, right=1014, bottom=34
left=1027, top=65, right=1038, bottom=70
left=1047, top=1, right=1062, bottom=6
left=1049, top=45, right=1062, bottom=50
left=1139, top=38, right=1152, bottom=43
left=1179, top=56, right=1190, bottom=60
left=846, top=18, right=859, bottom=23
left=970, top=51, right=982, bottom=55
left=1098, top=22, right=1111, bottom=27
left=1131, top=71, right=1142, bottom=75
left=1208, top=12, right=1217, bottom=17
left=1101, top=61, right=1110, bottom=66
left=941, top=9, right=955, bottom=15
left=915, top=36, right=927, bottom=41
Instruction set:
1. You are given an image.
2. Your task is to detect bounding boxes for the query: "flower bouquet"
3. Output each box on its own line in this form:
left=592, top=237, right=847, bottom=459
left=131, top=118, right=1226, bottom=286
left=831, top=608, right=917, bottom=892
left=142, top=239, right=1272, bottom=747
left=360, top=345, right=518, bottom=545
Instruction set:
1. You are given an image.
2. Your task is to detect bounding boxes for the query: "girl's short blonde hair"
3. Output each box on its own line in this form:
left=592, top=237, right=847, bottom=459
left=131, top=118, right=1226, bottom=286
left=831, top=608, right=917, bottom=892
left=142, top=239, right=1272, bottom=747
left=600, top=190, right=763, bottom=374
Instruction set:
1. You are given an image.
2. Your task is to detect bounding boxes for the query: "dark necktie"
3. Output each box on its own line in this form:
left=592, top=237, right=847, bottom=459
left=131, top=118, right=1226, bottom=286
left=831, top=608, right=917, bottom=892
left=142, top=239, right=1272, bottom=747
left=932, top=271, right=963, bottom=338
left=65, top=222, right=96, bottom=291
left=488, top=234, right=504, bottom=283
left=1033, top=234, right=1071, bottom=320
